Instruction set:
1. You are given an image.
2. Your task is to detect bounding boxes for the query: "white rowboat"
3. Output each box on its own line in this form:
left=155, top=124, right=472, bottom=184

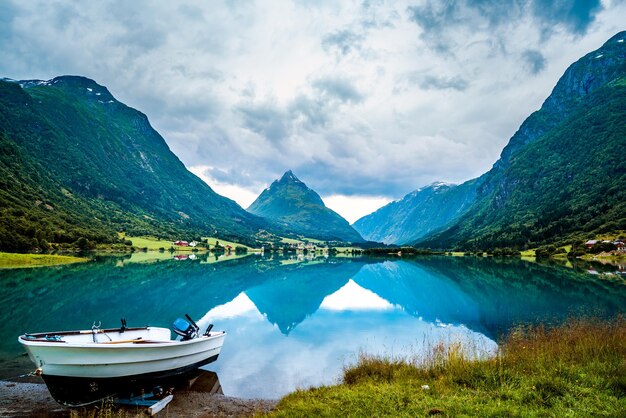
left=19, top=318, right=226, bottom=406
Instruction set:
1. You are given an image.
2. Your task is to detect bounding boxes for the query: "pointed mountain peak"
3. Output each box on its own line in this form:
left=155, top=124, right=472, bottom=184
left=279, top=170, right=301, bottom=183
left=258, top=171, right=322, bottom=207
left=247, top=171, right=364, bottom=243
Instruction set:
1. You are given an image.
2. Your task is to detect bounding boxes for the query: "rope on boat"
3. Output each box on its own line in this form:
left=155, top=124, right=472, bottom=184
left=92, top=321, right=112, bottom=342
left=4, top=368, right=42, bottom=380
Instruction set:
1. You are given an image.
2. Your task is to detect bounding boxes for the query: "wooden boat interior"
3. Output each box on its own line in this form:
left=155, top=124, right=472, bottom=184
left=20, top=327, right=172, bottom=344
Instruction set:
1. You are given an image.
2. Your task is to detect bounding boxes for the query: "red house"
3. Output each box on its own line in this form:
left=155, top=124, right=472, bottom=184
left=174, top=240, right=189, bottom=246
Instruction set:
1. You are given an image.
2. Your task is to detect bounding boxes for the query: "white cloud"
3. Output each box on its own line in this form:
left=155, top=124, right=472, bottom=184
left=323, top=194, right=392, bottom=224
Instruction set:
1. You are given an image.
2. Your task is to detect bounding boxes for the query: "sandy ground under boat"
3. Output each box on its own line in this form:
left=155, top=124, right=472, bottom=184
left=0, top=376, right=277, bottom=417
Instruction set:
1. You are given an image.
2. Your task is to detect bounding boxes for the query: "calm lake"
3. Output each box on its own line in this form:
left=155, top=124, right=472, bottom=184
left=1, top=254, right=625, bottom=399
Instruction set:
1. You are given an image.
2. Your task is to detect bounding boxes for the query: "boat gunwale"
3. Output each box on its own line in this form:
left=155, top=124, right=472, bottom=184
left=18, top=328, right=227, bottom=348
left=20, top=326, right=150, bottom=338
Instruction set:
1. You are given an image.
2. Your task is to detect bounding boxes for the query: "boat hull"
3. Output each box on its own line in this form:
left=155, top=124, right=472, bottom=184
left=41, top=354, right=219, bottom=406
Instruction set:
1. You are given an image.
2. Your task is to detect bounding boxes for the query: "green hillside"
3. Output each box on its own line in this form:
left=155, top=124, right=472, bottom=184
left=247, top=171, right=364, bottom=243
left=417, top=32, right=626, bottom=249
left=0, top=76, right=268, bottom=251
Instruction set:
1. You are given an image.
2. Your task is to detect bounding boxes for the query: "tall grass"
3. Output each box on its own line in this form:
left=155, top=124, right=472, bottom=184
left=271, top=317, right=626, bottom=417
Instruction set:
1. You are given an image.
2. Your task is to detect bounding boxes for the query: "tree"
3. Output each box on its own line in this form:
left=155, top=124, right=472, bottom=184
left=76, top=237, right=94, bottom=251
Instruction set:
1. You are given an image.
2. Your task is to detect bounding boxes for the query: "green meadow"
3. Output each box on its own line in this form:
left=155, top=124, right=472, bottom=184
left=0, top=252, right=87, bottom=268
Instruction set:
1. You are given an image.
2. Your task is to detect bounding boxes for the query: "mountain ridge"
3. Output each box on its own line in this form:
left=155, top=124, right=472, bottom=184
left=353, top=180, right=478, bottom=244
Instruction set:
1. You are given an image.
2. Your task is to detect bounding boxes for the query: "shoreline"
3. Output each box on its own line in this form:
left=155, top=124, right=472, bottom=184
left=0, top=252, right=89, bottom=269
left=0, top=379, right=277, bottom=417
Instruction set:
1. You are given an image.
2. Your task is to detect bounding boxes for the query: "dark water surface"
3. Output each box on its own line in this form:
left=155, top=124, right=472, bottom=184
left=1, top=254, right=624, bottom=398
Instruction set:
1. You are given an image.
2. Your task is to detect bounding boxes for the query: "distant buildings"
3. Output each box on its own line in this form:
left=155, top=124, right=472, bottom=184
left=172, top=240, right=198, bottom=247
left=585, top=238, right=625, bottom=252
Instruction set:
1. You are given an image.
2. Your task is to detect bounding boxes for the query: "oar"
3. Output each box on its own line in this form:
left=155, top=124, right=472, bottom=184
left=99, top=338, right=143, bottom=344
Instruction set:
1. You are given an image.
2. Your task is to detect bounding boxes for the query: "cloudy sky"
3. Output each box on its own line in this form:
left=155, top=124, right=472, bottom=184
left=1, top=0, right=625, bottom=222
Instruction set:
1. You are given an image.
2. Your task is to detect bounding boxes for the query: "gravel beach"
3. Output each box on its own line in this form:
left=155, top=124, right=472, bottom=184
left=0, top=378, right=277, bottom=417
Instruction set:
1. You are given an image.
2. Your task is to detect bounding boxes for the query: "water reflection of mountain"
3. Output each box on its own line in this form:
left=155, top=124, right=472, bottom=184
left=353, top=261, right=483, bottom=329
left=242, top=256, right=626, bottom=340
left=0, top=256, right=364, bottom=356
left=245, top=261, right=364, bottom=334
left=316, top=258, right=623, bottom=340
left=204, top=256, right=626, bottom=340
left=408, top=256, right=626, bottom=338
left=1, top=255, right=625, bottom=360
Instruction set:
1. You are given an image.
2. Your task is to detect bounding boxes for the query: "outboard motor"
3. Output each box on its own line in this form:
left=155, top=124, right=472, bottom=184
left=172, top=315, right=199, bottom=341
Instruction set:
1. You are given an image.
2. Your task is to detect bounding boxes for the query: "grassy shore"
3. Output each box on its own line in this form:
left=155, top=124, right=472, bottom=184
left=0, top=252, right=88, bottom=268
left=270, top=317, right=626, bottom=417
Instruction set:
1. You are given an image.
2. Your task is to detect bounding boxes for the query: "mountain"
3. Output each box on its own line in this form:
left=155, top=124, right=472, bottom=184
left=247, top=171, right=364, bottom=243
left=353, top=31, right=626, bottom=249
left=0, top=76, right=267, bottom=251
left=353, top=180, right=478, bottom=244
left=417, top=32, right=626, bottom=249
